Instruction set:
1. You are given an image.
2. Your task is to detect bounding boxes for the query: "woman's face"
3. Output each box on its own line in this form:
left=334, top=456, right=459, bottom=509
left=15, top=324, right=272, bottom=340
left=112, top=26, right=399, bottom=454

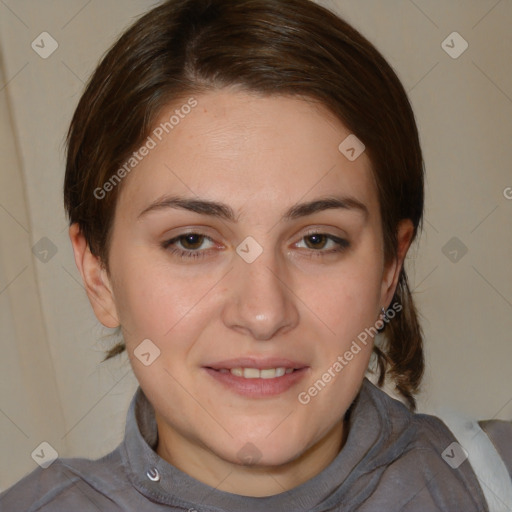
left=84, top=89, right=409, bottom=472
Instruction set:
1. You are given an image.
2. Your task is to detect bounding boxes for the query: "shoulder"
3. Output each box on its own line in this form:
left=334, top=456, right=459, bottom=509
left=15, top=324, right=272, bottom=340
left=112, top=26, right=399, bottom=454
left=378, top=411, right=488, bottom=510
left=356, top=381, right=488, bottom=510
left=0, top=449, right=129, bottom=512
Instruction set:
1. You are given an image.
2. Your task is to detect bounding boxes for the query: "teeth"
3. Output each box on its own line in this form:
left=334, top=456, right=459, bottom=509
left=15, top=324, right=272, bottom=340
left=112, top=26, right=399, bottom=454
left=227, top=367, right=292, bottom=379
left=244, top=368, right=260, bottom=379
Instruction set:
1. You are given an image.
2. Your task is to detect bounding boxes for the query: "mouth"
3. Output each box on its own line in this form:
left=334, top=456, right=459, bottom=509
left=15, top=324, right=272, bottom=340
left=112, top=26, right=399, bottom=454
left=205, top=357, right=307, bottom=375
left=203, top=358, right=309, bottom=397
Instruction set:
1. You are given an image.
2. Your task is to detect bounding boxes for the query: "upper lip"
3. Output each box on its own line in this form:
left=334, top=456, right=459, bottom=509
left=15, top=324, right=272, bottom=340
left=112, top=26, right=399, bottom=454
left=205, top=357, right=308, bottom=370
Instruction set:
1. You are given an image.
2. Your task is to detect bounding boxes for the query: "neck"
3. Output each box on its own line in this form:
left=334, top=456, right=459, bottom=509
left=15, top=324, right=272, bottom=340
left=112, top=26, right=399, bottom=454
left=155, top=416, right=347, bottom=497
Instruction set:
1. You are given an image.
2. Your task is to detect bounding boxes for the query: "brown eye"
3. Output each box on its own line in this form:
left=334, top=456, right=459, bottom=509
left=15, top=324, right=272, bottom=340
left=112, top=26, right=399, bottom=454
left=295, top=232, right=350, bottom=256
left=179, top=234, right=205, bottom=250
left=304, top=234, right=329, bottom=249
left=161, top=233, right=216, bottom=260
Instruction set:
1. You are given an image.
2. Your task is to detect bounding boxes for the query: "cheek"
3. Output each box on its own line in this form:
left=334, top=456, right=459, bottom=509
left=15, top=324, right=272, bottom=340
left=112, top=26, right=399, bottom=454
left=299, top=259, right=383, bottom=339
left=110, top=252, right=207, bottom=341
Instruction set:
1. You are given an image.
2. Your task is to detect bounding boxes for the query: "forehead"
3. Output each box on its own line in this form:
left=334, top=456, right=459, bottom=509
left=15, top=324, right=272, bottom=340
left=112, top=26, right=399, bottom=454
left=116, top=89, right=378, bottom=221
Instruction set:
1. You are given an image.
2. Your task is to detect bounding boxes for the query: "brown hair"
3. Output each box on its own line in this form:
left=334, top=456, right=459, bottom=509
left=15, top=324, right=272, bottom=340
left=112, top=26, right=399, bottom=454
left=64, top=0, right=424, bottom=409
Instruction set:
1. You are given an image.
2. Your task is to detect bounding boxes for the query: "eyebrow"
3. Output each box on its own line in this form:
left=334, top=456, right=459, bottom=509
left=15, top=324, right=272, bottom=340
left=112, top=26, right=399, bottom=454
left=137, top=194, right=368, bottom=222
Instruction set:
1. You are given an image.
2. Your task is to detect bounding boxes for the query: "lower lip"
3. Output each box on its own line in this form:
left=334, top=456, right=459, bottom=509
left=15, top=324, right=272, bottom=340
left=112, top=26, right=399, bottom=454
left=203, top=368, right=309, bottom=398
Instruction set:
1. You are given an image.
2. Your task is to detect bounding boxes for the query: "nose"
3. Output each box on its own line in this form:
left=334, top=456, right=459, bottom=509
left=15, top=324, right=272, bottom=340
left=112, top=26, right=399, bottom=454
left=221, top=247, right=299, bottom=341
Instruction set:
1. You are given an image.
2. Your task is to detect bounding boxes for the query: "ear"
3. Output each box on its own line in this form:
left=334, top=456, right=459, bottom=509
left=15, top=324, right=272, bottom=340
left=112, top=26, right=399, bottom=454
left=68, top=223, right=120, bottom=328
left=380, top=219, right=415, bottom=308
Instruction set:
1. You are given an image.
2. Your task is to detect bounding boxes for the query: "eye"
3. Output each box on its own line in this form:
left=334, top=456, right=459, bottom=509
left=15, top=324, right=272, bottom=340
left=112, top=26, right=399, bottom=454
left=295, top=232, right=350, bottom=256
left=162, top=233, right=216, bottom=260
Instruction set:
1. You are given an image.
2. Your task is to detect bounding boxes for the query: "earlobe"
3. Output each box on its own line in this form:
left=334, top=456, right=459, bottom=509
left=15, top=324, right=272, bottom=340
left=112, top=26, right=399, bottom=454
left=381, top=219, right=415, bottom=307
left=68, top=223, right=120, bottom=328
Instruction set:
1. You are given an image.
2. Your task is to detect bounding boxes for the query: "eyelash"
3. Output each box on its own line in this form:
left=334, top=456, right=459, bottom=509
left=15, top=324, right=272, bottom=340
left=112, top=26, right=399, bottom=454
left=162, top=232, right=350, bottom=261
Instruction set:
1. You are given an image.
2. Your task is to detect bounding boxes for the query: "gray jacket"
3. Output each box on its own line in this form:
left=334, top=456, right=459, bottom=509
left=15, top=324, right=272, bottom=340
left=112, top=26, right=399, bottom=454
left=1, top=378, right=508, bottom=511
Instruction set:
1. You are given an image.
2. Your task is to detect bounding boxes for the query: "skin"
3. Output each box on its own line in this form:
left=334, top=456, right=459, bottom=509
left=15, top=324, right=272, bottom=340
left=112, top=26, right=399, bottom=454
left=70, top=88, right=413, bottom=497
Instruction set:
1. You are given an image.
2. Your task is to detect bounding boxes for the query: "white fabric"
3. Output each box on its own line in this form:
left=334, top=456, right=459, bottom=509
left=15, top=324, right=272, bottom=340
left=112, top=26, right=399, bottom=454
left=438, top=410, right=512, bottom=512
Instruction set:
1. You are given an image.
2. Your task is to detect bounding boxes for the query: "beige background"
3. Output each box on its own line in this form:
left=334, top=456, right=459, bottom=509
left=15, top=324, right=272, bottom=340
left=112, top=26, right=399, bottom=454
left=0, top=0, right=511, bottom=491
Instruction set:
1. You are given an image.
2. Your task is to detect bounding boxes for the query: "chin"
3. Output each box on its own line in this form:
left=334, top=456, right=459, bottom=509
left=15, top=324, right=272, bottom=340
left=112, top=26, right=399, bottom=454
left=218, top=433, right=311, bottom=468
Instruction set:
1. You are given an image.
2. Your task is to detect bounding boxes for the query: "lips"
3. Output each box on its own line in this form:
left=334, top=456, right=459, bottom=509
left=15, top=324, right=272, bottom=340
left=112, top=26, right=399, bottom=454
left=203, top=357, right=309, bottom=397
